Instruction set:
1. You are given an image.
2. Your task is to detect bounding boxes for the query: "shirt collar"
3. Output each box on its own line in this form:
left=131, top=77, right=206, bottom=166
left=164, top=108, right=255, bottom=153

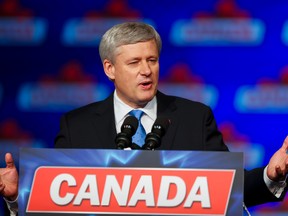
left=113, top=91, right=157, bottom=125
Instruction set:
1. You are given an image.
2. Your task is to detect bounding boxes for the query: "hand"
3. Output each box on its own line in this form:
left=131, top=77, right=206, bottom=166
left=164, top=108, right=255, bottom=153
left=267, top=136, right=288, bottom=182
left=0, top=153, right=19, bottom=201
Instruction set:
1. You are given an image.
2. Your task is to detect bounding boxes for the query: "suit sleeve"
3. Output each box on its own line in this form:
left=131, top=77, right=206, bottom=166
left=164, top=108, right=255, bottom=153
left=203, top=107, right=229, bottom=151
left=54, top=115, right=71, bottom=148
left=244, top=167, right=287, bottom=207
left=204, top=107, right=287, bottom=206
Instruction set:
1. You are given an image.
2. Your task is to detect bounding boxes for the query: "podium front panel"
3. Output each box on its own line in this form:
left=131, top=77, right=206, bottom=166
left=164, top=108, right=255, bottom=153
left=19, top=148, right=244, bottom=215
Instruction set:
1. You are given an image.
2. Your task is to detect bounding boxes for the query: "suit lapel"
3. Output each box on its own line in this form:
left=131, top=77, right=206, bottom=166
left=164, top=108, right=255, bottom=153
left=156, top=91, right=179, bottom=150
left=89, top=91, right=178, bottom=150
left=90, top=94, right=117, bottom=149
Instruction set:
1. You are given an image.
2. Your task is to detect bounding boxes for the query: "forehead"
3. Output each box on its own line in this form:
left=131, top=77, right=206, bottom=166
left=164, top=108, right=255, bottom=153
left=115, top=40, right=159, bottom=59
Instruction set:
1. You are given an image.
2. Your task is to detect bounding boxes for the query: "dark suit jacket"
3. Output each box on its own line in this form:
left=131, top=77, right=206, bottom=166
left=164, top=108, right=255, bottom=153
left=55, top=91, right=285, bottom=207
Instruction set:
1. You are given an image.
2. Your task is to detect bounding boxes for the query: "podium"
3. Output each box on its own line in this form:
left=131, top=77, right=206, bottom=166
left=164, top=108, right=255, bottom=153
left=19, top=148, right=244, bottom=215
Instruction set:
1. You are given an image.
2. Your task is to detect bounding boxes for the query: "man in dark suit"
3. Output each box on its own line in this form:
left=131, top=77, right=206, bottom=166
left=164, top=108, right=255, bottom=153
left=55, top=91, right=228, bottom=152
left=1, top=22, right=288, bottom=215
left=54, top=22, right=288, bottom=207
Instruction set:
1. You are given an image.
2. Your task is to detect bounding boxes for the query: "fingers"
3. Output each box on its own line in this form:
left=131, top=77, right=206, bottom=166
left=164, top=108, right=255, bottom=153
left=5, top=153, right=15, bottom=169
left=282, top=136, right=288, bottom=151
left=274, top=159, right=288, bottom=180
left=275, top=165, right=286, bottom=179
left=285, top=158, right=288, bottom=173
left=0, top=178, right=5, bottom=195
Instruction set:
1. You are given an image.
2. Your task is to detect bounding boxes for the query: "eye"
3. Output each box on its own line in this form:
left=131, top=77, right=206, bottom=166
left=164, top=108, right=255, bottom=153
left=128, top=60, right=139, bottom=65
left=148, top=58, right=158, bottom=63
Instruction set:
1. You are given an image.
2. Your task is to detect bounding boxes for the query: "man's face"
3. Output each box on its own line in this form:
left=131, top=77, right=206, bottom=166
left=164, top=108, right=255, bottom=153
left=104, top=39, right=159, bottom=108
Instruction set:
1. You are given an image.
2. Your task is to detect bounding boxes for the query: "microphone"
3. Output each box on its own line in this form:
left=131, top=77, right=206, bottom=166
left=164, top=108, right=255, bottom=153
left=143, top=117, right=170, bottom=150
left=131, top=143, right=142, bottom=149
left=115, top=116, right=138, bottom=149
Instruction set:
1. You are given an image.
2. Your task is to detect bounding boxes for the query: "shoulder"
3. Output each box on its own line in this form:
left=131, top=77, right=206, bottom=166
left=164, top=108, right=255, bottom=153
left=63, top=93, right=113, bottom=119
left=157, top=91, right=211, bottom=113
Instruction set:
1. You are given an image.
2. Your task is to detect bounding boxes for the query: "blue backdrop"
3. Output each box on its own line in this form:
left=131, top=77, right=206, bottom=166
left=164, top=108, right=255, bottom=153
left=0, top=0, right=288, bottom=215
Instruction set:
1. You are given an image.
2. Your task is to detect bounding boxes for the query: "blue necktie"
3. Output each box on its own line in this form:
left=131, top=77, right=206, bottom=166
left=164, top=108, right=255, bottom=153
left=129, top=110, right=146, bottom=147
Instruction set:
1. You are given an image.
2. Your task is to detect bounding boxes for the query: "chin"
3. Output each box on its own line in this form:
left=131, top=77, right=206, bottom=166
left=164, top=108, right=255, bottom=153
left=138, top=96, right=154, bottom=106
left=135, top=89, right=156, bottom=103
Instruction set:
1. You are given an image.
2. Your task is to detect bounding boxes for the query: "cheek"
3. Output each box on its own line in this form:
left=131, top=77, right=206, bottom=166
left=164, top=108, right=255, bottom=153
left=115, top=71, right=135, bottom=88
left=152, top=68, right=159, bottom=80
left=152, top=64, right=159, bottom=74
left=121, top=73, right=135, bottom=83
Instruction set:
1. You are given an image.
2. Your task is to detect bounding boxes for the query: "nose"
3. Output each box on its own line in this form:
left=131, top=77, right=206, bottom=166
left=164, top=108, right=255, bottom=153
left=140, top=61, right=152, bottom=76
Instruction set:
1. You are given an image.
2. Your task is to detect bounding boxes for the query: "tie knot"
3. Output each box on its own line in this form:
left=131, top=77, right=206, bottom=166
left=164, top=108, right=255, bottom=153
left=129, top=110, right=144, bottom=120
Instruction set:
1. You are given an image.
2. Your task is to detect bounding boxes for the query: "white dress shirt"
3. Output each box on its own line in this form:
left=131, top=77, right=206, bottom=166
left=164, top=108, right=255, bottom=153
left=113, top=91, right=157, bottom=135
left=4, top=195, right=18, bottom=216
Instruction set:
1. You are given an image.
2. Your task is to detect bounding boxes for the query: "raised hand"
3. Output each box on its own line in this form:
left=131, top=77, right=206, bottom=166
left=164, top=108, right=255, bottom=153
left=267, top=136, right=288, bottom=182
left=0, top=153, right=19, bottom=201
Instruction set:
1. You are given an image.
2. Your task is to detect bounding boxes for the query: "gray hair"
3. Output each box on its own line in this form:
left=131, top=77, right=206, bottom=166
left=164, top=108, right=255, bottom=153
left=99, top=22, right=162, bottom=63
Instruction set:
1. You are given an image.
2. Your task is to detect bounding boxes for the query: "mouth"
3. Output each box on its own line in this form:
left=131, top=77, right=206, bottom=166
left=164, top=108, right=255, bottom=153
left=139, top=80, right=153, bottom=89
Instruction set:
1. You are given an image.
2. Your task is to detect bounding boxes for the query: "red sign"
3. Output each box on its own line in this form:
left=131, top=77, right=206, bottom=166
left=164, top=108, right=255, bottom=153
left=27, top=167, right=235, bottom=215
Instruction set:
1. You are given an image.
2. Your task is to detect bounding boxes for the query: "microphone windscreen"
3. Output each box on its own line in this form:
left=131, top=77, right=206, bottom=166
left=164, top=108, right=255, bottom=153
left=152, top=117, right=170, bottom=137
left=121, top=115, right=138, bottom=136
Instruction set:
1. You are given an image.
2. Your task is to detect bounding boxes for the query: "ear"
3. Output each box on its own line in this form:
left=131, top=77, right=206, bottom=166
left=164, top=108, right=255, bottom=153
left=103, top=59, right=115, bottom=81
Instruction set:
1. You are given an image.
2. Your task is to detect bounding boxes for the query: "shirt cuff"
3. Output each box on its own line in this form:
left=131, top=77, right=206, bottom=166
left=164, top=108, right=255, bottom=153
left=264, top=166, right=287, bottom=198
left=3, top=194, right=18, bottom=216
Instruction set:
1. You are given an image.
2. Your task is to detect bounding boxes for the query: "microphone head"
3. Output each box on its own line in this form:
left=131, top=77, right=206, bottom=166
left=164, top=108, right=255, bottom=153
left=151, top=117, right=170, bottom=137
left=115, top=116, right=138, bottom=149
left=143, top=117, right=170, bottom=150
left=121, top=115, right=138, bottom=136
